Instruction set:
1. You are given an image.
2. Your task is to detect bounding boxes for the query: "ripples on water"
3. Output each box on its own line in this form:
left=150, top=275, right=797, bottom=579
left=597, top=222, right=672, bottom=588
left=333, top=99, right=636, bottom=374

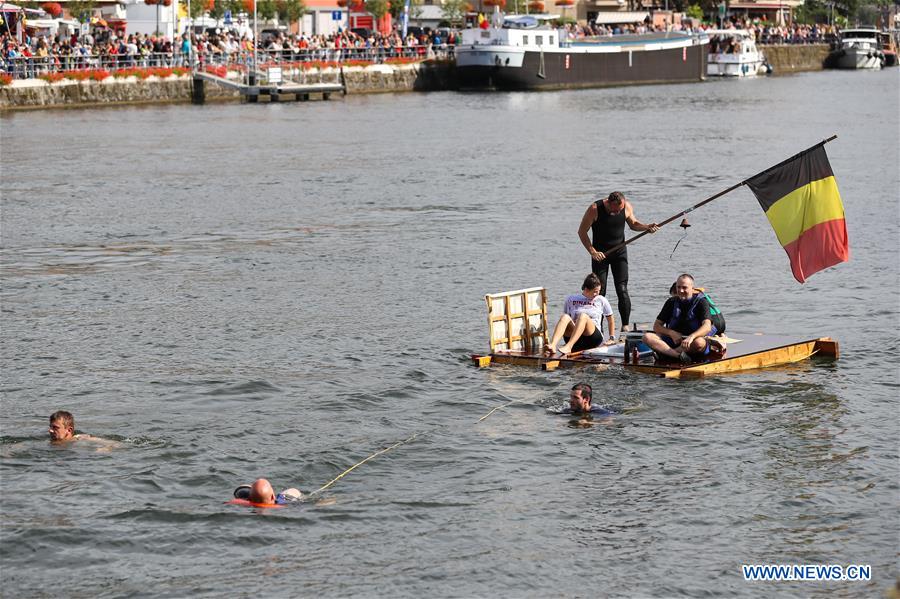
left=1, top=69, right=898, bottom=597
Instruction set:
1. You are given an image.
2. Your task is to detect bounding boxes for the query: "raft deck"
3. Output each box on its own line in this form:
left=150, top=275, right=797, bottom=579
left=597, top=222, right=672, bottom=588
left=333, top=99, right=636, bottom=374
left=472, top=285, right=838, bottom=379
left=472, top=333, right=839, bottom=378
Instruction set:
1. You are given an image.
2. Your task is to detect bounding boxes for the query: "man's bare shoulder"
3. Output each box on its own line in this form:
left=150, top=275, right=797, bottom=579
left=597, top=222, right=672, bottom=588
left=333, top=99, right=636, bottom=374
left=73, top=434, right=121, bottom=452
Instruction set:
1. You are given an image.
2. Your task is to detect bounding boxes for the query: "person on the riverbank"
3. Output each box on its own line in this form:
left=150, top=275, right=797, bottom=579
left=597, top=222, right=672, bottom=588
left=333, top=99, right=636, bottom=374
left=546, top=273, right=616, bottom=356
left=577, top=191, right=659, bottom=334
left=232, top=478, right=303, bottom=506
left=642, top=273, right=726, bottom=363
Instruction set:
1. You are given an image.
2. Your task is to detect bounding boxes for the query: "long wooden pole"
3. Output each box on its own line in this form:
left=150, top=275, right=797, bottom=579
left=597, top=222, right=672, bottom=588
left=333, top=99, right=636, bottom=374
left=599, top=135, right=838, bottom=256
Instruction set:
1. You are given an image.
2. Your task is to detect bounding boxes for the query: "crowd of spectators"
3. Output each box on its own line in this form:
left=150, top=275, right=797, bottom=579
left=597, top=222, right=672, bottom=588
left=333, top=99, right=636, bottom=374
left=563, top=18, right=840, bottom=44
left=1, top=26, right=460, bottom=78
left=3, top=17, right=840, bottom=79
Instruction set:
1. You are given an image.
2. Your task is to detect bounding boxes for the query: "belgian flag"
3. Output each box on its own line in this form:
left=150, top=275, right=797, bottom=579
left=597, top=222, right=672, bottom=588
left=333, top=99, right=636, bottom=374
left=746, top=144, right=849, bottom=283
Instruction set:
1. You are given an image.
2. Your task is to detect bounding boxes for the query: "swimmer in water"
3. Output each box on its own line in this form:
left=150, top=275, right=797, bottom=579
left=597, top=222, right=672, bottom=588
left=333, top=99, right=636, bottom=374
left=551, top=383, right=614, bottom=426
left=233, top=478, right=303, bottom=506
left=49, top=410, right=78, bottom=442
left=562, top=383, right=609, bottom=415
left=48, top=411, right=114, bottom=449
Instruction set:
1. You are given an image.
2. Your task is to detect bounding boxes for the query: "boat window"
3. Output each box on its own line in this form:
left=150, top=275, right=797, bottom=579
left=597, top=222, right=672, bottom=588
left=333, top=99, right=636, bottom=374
left=536, top=35, right=543, bottom=45
left=550, top=36, right=554, bottom=44
left=523, top=35, right=528, bottom=44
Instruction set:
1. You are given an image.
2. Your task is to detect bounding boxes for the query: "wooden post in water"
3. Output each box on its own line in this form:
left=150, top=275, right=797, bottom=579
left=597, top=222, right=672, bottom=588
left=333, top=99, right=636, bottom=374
left=191, top=76, right=205, bottom=105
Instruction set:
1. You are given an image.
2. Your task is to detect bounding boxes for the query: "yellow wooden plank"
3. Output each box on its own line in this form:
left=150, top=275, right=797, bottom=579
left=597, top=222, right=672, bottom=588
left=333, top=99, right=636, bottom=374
left=504, top=294, right=512, bottom=351
left=541, top=288, right=549, bottom=348
left=472, top=355, right=492, bottom=368
left=675, top=341, right=817, bottom=377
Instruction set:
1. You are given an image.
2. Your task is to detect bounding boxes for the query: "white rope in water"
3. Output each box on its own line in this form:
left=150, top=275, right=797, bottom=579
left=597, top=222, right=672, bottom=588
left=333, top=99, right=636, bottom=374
left=308, top=392, right=524, bottom=496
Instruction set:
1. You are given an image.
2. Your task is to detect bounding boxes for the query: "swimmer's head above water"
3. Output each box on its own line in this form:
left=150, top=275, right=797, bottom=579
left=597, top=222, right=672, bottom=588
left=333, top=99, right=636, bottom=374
left=569, top=383, right=593, bottom=414
left=249, top=478, right=277, bottom=504
left=49, top=410, right=76, bottom=443
left=233, top=479, right=304, bottom=506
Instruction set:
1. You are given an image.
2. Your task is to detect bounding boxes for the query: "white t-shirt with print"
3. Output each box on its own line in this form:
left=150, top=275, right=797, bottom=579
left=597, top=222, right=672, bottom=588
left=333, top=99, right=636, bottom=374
left=564, top=293, right=613, bottom=339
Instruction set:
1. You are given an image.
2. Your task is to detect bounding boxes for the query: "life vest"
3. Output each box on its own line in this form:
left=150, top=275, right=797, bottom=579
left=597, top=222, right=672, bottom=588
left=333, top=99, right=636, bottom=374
left=226, top=498, right=285, bottom=509
left=666, top=290, right=725, bottom=334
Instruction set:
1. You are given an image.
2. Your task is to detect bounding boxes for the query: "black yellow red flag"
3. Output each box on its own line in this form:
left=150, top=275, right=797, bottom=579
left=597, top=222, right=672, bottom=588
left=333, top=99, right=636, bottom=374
left=745, top=144, right=849, bottom=283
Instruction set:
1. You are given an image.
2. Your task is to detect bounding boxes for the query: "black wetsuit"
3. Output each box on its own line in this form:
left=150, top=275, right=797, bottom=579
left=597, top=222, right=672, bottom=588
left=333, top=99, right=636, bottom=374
left=591, top=200, right=631, bottom=326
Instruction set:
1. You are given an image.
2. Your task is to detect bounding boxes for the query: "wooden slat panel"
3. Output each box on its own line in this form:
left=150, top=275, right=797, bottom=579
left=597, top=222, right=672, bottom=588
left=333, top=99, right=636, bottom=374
left=484, top=287, right=549, bottom=355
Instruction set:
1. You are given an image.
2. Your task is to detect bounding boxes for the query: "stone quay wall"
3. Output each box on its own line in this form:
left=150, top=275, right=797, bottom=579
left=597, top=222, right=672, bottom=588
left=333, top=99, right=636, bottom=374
left=762, top=44, right=831, bottom=73
left=0, top=62, right=456, bottom=111
left=0, top=47, right=832, bottom=110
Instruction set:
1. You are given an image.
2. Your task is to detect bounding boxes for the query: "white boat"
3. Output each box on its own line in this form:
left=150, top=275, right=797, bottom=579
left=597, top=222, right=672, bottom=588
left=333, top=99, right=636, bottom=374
left=706, top=29, right=769, bottom=77
left=455, top=14, right=708, bottom=91
left=829, top=28, right=885, bottom=69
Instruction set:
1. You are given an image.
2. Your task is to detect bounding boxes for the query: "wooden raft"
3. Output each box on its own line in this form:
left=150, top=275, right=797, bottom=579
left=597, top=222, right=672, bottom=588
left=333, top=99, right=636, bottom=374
left=471, top=287, right=839, bottom=378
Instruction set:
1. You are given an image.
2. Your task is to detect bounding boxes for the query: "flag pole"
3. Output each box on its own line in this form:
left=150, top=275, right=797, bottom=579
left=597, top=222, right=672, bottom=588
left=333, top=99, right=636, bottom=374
left=599, top=135, right=838, bottom=256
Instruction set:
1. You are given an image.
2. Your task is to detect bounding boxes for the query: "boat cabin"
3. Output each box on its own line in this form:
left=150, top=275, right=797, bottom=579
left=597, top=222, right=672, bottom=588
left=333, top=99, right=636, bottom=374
left=838, top=28, right=880, bottom=49
left=459, top=14, right=563, bottom=51
left=706, top=29, right=757, bottom=55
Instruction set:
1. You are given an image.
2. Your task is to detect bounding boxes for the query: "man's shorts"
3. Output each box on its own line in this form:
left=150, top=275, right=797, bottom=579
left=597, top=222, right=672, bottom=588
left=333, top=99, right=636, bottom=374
left=661, top=326, right=720, bottom=357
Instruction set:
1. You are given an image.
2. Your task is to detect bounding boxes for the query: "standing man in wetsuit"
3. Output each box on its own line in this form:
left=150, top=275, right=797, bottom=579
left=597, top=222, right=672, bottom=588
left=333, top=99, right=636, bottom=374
left=577, top=191, right=659, bottom=334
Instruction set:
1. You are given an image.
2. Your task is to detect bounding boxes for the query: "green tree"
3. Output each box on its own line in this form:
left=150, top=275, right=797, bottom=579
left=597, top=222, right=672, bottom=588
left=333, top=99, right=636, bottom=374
left=66, top=0, right=96, bottom=21
left=685, top=3, right=703, bottom=19
left=189, top=0, right=206, bottom=20
left=276, top=0, right=306, bottom=24
left=257, top=0, right=277, bottom=20
left=365, top=0, right=390, bottom=19
left=208, top=0, right=226, bottom=19
left=389, top=0, right=422, bottom=22
left=441, top=0, right=468, bottom=27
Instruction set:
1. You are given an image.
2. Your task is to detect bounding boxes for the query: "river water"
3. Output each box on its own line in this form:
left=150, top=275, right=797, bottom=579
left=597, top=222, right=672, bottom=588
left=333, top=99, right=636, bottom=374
left=2, top=69, right=898, bottom=597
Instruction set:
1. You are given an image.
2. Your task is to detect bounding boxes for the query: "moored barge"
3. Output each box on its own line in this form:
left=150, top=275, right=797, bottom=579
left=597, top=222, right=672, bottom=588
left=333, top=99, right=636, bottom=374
left=456, top=15, right=709, bottom=91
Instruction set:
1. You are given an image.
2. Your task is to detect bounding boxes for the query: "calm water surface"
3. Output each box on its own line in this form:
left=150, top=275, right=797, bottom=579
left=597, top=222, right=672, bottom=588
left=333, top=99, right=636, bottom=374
left=1, top=69, right=898, bottom=597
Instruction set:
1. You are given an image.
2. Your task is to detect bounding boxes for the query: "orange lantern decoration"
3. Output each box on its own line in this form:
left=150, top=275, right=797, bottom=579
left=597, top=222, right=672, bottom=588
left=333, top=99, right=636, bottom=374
left=41, top=2, right=62, bottom=16
left=242, top=0, right=255, bottom=12
left=527, top=0, right=544, bottom=10
left=336, top=0, right=348, bottom=6
left=483, top=0, right=505, bottom=7
left=555, top=0, right=574, bottom=5
left=162, top=0, right=172, bottom=6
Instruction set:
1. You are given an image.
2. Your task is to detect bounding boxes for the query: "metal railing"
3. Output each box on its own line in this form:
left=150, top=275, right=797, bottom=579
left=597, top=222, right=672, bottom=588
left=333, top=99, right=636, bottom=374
left=756, top=32, right=840, bottom=45
left=1, top=45, right=455, bottom=80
